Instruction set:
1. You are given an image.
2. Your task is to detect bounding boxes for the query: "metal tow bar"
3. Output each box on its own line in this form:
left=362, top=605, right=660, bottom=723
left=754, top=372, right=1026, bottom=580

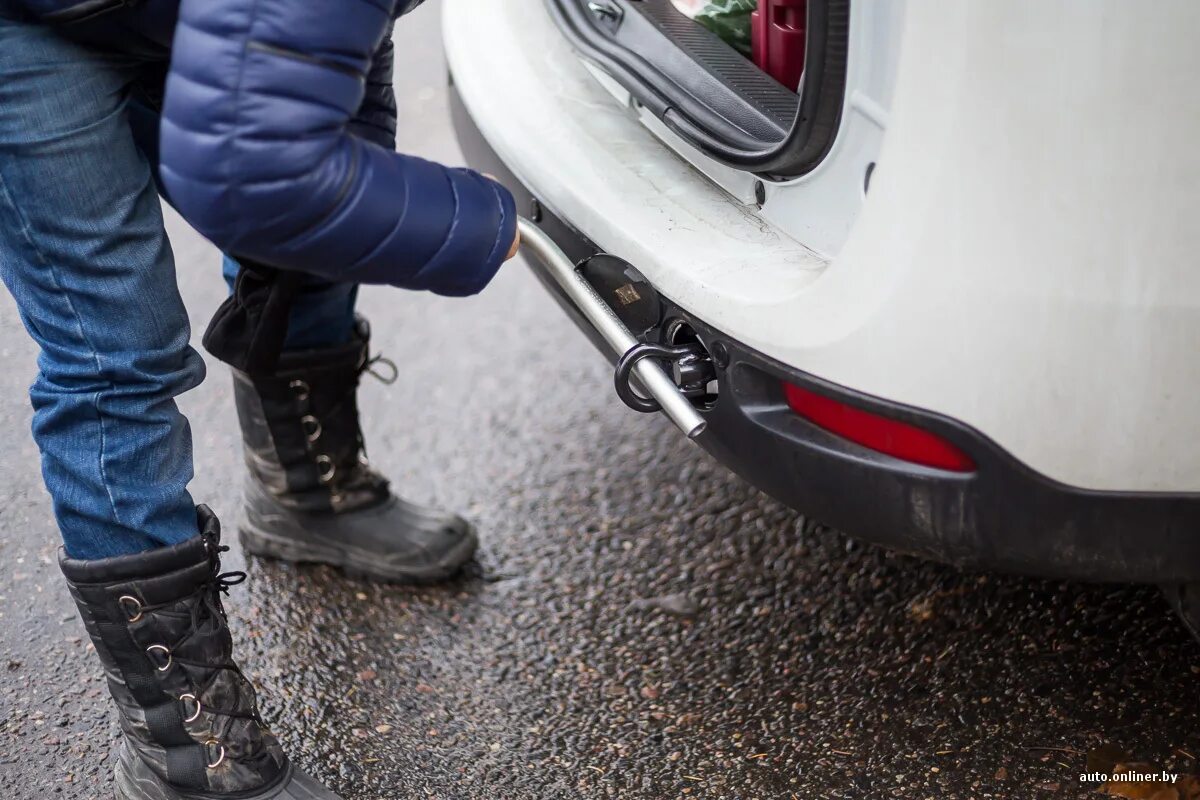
left=517, top=218, right=707, bottom=440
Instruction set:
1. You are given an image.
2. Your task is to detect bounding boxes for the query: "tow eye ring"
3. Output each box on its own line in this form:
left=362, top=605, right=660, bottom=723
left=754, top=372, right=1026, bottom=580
left=614, top=342, right=709, bottom=413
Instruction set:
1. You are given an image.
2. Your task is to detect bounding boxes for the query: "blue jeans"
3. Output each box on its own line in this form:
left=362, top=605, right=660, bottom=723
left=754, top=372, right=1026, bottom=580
left=0, top=14, right=357, bottom=559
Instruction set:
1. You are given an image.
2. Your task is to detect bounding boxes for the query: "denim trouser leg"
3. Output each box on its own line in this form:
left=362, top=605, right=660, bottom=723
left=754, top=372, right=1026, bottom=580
left=220, top=255, right=359, bottom=351
left=0, top=17, right=204, bottom=559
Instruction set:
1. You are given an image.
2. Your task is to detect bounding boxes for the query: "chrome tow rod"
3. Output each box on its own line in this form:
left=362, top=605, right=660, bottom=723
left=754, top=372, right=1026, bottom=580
left=516, top=218, right=707, bottom=440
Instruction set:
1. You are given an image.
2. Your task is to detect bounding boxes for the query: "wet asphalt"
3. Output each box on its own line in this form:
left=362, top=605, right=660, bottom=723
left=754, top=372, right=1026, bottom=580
left=2, top=3, right=1200, bottom=799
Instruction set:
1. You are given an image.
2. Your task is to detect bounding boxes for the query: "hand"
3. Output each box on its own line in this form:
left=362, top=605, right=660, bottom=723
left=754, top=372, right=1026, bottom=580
left=484, top=173, right=521, bottom=261
left=505, top=227, right=521, bottom=261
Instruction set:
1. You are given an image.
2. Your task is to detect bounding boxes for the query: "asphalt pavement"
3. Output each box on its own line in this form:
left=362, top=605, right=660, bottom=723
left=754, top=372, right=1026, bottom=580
left=2, top=3, right=1199, bottom=799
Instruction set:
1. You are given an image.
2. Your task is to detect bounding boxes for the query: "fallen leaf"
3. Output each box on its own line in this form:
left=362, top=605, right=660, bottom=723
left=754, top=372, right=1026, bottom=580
left=909, top=598, right=935, bottom=623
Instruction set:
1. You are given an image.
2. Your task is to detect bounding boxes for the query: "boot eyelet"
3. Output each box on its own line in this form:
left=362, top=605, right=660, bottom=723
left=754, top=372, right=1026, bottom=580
left=315, top=455, right=336, bottom=485
left=204, top=739, right=225, bottom=769
left=118, top=595, right=143, bottom=622
left=180, top=693, right=202, bottom=723
left=146, top=644, right=172, bottom=672
left=288, top=380, right=310, bottom=403
left=300, top=415, right=322, bottom=443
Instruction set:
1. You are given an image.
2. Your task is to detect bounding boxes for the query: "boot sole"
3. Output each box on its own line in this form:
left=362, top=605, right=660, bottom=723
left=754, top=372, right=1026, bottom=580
left=114, top=743, right=309, bottom=800
left=238, top=515, right=478, bottom=584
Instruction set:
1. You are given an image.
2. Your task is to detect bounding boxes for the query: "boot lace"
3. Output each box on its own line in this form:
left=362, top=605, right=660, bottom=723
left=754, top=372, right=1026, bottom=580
left=292, top=349, right=397, bottom=491
left=137, top=534, right=263, bottom=728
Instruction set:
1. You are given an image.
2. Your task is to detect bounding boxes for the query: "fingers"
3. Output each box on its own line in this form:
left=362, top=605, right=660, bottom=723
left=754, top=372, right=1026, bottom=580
left=483, top=173, right=521, bottom=261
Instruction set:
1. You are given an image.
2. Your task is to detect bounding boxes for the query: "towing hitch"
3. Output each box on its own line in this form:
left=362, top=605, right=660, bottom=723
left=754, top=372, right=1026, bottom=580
left=613, top=342, right=715, bottom=413
left=516, top=218, right=708, bottom=439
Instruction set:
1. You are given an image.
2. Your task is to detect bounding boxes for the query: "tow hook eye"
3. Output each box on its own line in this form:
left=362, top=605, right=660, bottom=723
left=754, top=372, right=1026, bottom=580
left=614, top=342, right=716, bottom=413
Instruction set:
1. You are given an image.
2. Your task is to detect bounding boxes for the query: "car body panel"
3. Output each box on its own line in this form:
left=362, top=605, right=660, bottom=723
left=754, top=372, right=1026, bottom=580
left=444, top=0, right=1200, bottom=493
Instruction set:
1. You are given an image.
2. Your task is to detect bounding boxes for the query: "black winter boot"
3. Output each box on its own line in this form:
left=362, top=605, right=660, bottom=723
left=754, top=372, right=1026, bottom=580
left=231, top=318, right=477, bottom=583
left=60, top=506, right=342, bottom=799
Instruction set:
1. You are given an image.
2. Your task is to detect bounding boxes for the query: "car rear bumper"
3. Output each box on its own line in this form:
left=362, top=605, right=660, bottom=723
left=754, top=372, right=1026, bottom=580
left=451, top=83, right=1200, bottom=584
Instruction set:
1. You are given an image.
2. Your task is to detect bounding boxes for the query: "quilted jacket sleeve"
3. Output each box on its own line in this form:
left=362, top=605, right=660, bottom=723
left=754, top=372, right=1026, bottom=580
left=159, top=0, right=516, bottom=297
left=348, top=22, right=397, bottom=150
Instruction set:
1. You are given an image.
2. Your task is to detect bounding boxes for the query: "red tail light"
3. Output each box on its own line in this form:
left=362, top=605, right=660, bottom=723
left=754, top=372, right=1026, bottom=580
left=782, top=383, right=975, bottom=472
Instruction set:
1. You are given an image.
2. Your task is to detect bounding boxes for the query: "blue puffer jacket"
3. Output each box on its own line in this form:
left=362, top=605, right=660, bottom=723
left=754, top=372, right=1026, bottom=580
left=18, top=0, right=517, bottom=297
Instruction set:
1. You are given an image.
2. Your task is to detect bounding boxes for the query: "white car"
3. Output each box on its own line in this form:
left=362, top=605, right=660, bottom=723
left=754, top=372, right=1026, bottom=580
left=445, top=0, right=1200, bottom=638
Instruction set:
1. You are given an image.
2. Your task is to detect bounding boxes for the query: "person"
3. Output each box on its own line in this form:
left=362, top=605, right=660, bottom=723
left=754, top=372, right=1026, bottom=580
left=0, top=0, right=519, bottom=797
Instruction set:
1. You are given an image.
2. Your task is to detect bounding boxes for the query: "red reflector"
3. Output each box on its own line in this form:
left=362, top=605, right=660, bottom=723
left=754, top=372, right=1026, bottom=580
left=783, top=383, right=975, bottom=472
